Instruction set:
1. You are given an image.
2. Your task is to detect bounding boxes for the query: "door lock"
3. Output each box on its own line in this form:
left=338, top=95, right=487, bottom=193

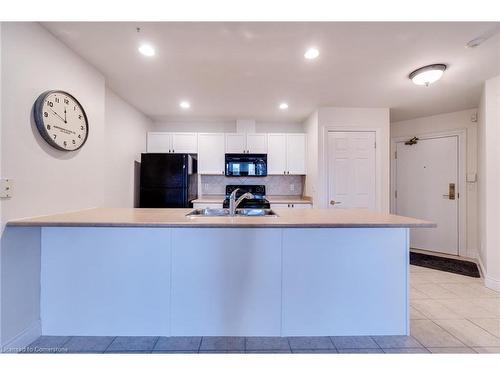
left=442, top=183, right=456, bottom=200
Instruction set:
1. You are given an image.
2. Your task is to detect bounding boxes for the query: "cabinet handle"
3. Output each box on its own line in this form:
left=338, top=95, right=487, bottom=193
left=287, top=171, right=290, bottom=175
left=284, top=171, right=286, bottom=175
left=330, top=200, right=342, bottom=205
left=172, top=149, right=175, bottom=153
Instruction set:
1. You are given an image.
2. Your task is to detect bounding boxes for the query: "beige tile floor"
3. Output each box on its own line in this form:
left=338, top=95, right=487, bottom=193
left=409, top=264, right=500, bottom=353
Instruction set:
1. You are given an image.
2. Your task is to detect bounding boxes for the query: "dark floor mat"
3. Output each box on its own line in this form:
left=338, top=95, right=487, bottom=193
left=410, top=251, right=480, bottom=278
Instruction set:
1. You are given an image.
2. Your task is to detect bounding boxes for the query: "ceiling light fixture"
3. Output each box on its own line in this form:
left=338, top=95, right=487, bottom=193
left=304, top=47, right=319, bottom=60
left=138, top=43, right=155, bottom=57
left=409, top=64, right=447, bottom=86
left=179, top=101, right=191, bottom=109
left=466, top=36, right=486, bottom=48
left=279, top=102, right=289, bottom=110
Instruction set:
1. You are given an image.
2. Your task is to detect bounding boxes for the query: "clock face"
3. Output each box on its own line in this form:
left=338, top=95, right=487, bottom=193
left=34, top=90, right=89, bottom=151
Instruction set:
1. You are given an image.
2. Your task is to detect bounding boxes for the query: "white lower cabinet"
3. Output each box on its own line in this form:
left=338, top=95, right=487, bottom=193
left=192, top=203, right=223, bottom=209
left=271, top=203, right=312, bottom=209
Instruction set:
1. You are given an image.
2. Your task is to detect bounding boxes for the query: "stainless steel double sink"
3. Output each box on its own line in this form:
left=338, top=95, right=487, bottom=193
left=186, top=208, right=278, bottom=217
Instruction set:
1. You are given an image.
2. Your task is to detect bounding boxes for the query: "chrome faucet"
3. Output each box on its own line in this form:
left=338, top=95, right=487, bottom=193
left=229, top=188, right=254, bottom=216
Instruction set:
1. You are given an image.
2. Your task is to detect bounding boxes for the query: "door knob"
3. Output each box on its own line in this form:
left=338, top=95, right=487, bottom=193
left=330, top=200, right=342, bottom=205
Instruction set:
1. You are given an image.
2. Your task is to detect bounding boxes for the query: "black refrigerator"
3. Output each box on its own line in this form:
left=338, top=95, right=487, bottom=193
left=139, top=153, right=198, bottom=208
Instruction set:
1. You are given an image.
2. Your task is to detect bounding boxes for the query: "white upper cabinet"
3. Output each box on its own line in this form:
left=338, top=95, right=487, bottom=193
left=267, top=134, right=288, bottom=175
left=171, top=133, right=198, bottom=154
left=225, top=133, right=246, bottom=153
left=225, top=133, right=267, bottom=154
left=286, top=134, right=307, bottom=175
left=148, top=131, right=305, bottom=175
left=198, top=133, right=225, bottom=175
left=147, top=132, right=172, bottom=153
left=267, top=133, right=306, bottom=175
left=147, top=132, right=197, bottom=154
left=246, top=133, right=268, bottom=153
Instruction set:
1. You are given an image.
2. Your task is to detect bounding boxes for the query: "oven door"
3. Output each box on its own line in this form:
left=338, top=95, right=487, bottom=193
left=225, top=154, right=267, bottom=177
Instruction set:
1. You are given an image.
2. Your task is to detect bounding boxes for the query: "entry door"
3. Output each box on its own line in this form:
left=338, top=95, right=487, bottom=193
left=327, top=132, right=376, bottom=209
left=395, top=136, right=458, bottom=255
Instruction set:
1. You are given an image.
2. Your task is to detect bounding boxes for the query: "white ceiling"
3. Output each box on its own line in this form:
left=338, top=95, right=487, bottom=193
left=42, top=22, right=500, bottom=123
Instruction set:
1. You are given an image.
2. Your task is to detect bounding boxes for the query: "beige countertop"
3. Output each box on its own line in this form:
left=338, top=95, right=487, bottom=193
left=192, top=195, right=312, bottom=204
left=7, top=207, right=435, bottom=228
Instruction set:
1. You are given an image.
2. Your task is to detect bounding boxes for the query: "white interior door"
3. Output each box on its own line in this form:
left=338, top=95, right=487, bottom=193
left=327, top=132, right=376, bottom=209
left=395, top=136, right=458, bottom=255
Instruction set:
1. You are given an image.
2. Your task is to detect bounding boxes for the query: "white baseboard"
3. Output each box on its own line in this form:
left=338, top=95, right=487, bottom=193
left=477, top=255, right=486, bottom=279
left=476, top=255, right=500, bottom=292
left=1, top=320, right=41, bottom=353
left=485, top=276, right=500, bottom=293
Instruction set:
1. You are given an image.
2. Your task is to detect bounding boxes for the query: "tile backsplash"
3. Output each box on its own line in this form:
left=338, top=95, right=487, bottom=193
left=200, top=175, right=304, bottom=196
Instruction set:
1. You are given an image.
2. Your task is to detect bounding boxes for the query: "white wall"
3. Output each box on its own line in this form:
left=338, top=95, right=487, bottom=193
left=477, top=89, right=487, bottom=269
left=303, top=111, right=318, bottom=202
left=477, top=75, right=500, bottom=292
left=152, top=120, right=304, bottom=133
left=391, top=109, right=478, bottom=258
left=0, top=21, right=3, bottom=346
left=315, top=107, right=391, bottom=211
left=1, top=22, right=106, bottom=222
left=0, top=22, right=151, bottom=347
left=104, top=89, right=151, bottom=207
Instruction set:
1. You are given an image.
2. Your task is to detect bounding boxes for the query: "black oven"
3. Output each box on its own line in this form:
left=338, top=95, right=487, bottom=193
left=225, top=154, right=267, bottom=177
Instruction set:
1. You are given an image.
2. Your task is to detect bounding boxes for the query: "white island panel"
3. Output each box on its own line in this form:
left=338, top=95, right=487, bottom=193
left=282, top=228, right=409, bottom=336
left=170, top=228, right=282, bottom=336
left=41, top=227, right=172, bottom=336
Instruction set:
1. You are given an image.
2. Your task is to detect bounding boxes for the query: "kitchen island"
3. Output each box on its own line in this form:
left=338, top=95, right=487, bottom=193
left=7, top=208, right=433, bottom=338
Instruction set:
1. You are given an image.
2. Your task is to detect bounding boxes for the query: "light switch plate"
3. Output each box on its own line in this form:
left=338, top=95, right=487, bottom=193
left=0, top=178, right=13, bottom=198
left=466, top=173, right=477, bottom=183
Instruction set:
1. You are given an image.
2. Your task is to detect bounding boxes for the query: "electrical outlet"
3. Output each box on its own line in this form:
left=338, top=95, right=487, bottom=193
left=0, top=178, right=13, bottom=198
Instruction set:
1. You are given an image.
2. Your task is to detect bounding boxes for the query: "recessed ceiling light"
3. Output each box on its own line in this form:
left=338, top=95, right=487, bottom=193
left=409, top=64, right=447, bottom=86
left=279, top=102, right=289, bottom=110
left=138, top=43, right=155, bottom=57
left=304, top=47, right=319, bottom=60
left=179, top=101, right=191, bottom=109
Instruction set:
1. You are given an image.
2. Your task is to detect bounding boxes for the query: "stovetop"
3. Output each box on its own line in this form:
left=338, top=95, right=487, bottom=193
left=225, top=184, right=266, bottom=199
left=222, top=185, right=270, bottom=209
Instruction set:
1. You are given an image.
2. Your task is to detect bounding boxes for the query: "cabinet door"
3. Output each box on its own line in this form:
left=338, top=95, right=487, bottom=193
left=171, top=133, right=198, bottom=154
left=290, top=203, right=312, bottom=209
left=271, top=203, right=292, bottom=209
left=286, top=134, right=307, bottom=175
left=147, top=132, right=172, bottom=153
left=267, top=134, right=287, bottom=175
left=225, top=133, right=246, bottom=153
left=246, top=133, right=268, bottom=154
left=198, top=133, right=225, bottom=175
left=193, top=203, right=223, bottom=209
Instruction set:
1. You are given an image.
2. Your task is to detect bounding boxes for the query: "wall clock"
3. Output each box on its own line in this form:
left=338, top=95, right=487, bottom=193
left=33, top=90, right=89, bottom=151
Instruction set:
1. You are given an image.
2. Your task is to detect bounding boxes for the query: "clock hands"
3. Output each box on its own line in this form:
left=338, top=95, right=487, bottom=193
left=48, top=108, right=67, bottom=124
left=64, top=108, right=67, bottom=123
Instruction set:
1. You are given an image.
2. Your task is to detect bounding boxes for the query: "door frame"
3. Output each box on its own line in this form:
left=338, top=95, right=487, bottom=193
left=391, top=129, right=467, bottom=257
left=323, top=127, right=381, bottom=210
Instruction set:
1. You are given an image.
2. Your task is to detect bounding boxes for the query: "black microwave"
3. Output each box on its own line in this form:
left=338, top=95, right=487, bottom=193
left=225, top=154, right=267, bottom=177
